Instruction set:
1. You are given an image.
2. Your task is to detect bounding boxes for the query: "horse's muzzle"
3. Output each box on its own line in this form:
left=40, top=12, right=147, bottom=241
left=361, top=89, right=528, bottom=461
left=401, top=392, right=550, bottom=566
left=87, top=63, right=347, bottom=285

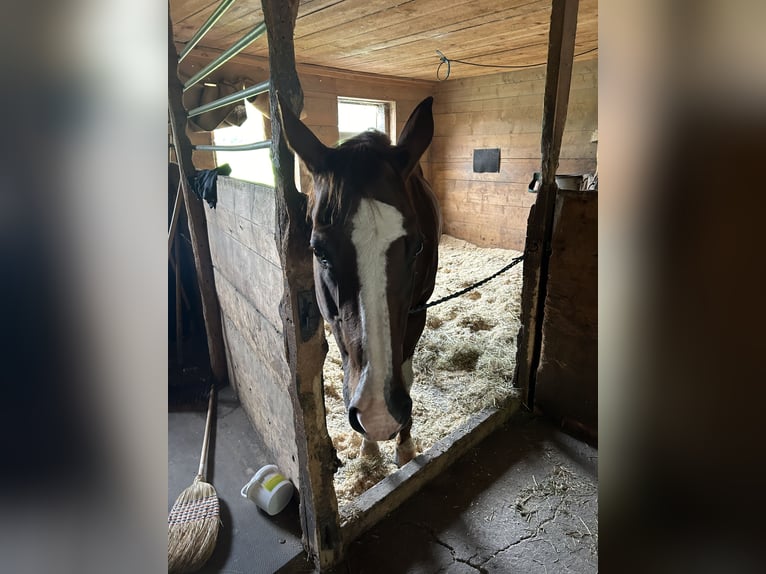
left=348, top=405, right=405, bottom=441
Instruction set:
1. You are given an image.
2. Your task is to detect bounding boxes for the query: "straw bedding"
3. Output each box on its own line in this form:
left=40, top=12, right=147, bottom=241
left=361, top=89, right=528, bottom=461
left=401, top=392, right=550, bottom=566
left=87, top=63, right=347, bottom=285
left=323, top=234, right=524, bottom=509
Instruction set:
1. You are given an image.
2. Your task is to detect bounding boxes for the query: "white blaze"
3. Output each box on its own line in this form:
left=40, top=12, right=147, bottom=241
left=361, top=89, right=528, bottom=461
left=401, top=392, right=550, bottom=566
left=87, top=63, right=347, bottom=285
left=350, top=198, right=406, bottom=424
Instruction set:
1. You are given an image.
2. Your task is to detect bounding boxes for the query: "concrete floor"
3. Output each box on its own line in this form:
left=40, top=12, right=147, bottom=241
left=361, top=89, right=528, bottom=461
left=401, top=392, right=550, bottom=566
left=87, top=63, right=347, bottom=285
left=169, top=389, right=598, bottom=574
left=169, top=386, right=304, bottom=573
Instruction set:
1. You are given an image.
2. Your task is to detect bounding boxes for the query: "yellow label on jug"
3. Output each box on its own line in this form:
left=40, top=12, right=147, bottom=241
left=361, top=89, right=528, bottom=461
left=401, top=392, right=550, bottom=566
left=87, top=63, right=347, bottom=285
left=263, top=474, right=284, bottom=492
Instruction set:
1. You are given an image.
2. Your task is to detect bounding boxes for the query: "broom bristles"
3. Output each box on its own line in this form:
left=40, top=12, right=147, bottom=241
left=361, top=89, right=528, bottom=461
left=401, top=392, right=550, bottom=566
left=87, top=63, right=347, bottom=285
left=168, top=477, right=220, bottom=573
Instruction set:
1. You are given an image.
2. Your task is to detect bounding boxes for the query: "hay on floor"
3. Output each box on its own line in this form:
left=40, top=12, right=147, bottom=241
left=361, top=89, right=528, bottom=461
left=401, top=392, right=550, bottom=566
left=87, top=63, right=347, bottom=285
left=323, top=234, right=524, bottom=509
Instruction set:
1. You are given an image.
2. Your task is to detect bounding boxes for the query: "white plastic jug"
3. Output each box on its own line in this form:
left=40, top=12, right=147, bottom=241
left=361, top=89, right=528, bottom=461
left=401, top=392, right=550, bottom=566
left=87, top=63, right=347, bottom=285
left=241, top=464, right=294, bottom=516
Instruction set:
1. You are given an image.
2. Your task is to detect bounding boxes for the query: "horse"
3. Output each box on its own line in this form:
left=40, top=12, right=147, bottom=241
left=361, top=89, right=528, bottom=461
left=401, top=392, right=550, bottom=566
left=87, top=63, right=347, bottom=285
left=278, top=95, right=441, bottom=466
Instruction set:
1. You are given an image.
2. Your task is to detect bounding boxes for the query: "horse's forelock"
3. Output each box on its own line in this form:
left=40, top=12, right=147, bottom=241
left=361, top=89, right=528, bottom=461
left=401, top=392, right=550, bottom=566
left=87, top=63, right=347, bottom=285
left=339, top=130, right=392, bottom=151
left=309, top=130, right=401, bottom=225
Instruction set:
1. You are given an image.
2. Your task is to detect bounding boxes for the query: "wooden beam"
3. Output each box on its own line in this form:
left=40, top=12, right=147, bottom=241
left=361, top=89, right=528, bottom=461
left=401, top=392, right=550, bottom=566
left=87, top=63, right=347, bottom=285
left=540, top=0, right=580, bottom=186
left=514, top=0, right=579, bottom=407
left=260, top=0, right=343, bottom=570
left=168, top=14, right=228, bottom=385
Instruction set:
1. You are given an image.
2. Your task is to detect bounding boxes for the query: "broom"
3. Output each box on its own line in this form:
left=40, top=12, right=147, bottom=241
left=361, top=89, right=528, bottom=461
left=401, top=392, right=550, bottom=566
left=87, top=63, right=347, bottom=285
left=168, top=384, right=220, bottom=573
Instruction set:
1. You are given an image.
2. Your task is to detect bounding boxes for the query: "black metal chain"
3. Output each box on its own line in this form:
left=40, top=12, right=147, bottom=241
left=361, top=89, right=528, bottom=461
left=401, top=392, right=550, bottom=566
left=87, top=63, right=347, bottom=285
left=410, top=255, right=525, bottom=314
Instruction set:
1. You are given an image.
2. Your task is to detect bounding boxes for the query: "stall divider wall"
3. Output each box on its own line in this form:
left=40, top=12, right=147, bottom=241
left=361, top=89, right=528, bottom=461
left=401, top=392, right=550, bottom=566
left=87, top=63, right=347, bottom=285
left=534, top=189, right=597, bottom=439
left=204, top=178, right=300, bottom=483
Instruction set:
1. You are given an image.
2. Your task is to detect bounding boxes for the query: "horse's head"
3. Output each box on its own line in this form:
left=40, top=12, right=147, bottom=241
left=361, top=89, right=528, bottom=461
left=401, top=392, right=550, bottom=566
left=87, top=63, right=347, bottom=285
left=279, top=95, right=436, bottom=442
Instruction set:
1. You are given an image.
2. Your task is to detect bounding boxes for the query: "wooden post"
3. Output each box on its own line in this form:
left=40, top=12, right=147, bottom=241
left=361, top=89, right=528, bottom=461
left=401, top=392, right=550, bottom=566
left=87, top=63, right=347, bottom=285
left=174, top=233, right=183, bottom=366
left=168, top=181, right=184, bottom=259
left=514, top=0, right=579, bottom=407
left=261, top=0, right=343, bottom=570
left=168, top=15, right=228, bottom=385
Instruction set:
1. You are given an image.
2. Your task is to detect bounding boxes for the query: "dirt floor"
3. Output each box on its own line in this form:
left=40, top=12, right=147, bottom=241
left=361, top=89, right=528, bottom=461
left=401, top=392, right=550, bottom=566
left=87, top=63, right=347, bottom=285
left=322, top=234, right=525, bottom=508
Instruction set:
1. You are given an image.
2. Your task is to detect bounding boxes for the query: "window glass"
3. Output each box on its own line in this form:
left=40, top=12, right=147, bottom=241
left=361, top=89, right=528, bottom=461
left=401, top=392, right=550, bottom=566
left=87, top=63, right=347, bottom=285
left=337, top=97, right=392, bottom=142
left=213, top=100, right=274, bottom=187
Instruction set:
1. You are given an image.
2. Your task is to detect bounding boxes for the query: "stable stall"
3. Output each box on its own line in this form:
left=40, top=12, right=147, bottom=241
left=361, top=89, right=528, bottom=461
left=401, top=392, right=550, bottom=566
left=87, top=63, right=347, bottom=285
left=169, top=0, right=598, bottom=569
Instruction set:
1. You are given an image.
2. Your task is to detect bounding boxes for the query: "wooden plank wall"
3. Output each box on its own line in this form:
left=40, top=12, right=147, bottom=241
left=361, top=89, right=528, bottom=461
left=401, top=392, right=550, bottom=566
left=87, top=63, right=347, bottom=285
left=180, top=51, right=596, bottom=252
left=294, top=65, right=435, bottom=192
left=178, top=50, right=435, bottom=187
left=431, top=58, right=598, bottom=250
left=204, top=177, right=301, bottom=485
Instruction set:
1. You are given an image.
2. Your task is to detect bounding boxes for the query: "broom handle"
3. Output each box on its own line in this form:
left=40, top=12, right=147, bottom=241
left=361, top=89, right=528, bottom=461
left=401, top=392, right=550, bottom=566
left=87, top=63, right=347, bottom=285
left=197, top=384, right=215, bottom=480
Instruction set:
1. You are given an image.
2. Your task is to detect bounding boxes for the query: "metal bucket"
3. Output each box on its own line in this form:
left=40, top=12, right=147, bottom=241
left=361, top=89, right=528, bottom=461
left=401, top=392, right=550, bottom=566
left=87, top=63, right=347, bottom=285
left=528, top=172, right=584, bottom=193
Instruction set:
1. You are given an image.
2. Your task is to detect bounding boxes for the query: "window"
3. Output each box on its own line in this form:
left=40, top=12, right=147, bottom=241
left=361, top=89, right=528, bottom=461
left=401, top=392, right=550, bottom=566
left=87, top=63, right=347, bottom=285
left=337, top=97, right=393, bottom=142
left=212, top=99, right=274, bottom=187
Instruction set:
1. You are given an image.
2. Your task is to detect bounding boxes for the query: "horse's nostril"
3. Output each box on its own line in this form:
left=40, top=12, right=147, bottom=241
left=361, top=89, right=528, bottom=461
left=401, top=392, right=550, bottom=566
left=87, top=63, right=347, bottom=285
left=356, top=412, right=366, bottom=433
left=348, top=407, right=366, bottom=435
left=390, top=389, right=413, bottom=425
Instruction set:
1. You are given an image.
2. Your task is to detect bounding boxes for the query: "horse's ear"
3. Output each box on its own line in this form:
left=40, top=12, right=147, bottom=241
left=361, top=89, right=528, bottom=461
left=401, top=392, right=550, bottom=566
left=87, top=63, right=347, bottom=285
left=277, top=92, right=329, bottom=174
left=395, top=96, right=434, bottom=177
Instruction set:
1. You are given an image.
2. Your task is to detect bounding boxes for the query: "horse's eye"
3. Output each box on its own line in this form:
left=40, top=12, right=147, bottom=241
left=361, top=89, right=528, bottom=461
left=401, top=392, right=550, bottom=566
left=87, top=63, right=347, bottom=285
left=313, top=246, right=330, bottom=269
left=410, top=238, right=424, bottom=260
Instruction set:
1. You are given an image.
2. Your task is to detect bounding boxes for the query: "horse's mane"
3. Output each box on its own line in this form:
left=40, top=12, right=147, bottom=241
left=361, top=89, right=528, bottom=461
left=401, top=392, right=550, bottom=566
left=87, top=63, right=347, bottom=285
left=308, top=130, right=405, bottom=224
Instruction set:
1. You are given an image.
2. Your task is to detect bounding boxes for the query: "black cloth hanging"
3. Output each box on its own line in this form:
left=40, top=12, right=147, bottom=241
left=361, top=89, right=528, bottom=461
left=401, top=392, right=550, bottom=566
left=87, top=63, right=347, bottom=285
left=190, top=163, right=232, bottom=209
